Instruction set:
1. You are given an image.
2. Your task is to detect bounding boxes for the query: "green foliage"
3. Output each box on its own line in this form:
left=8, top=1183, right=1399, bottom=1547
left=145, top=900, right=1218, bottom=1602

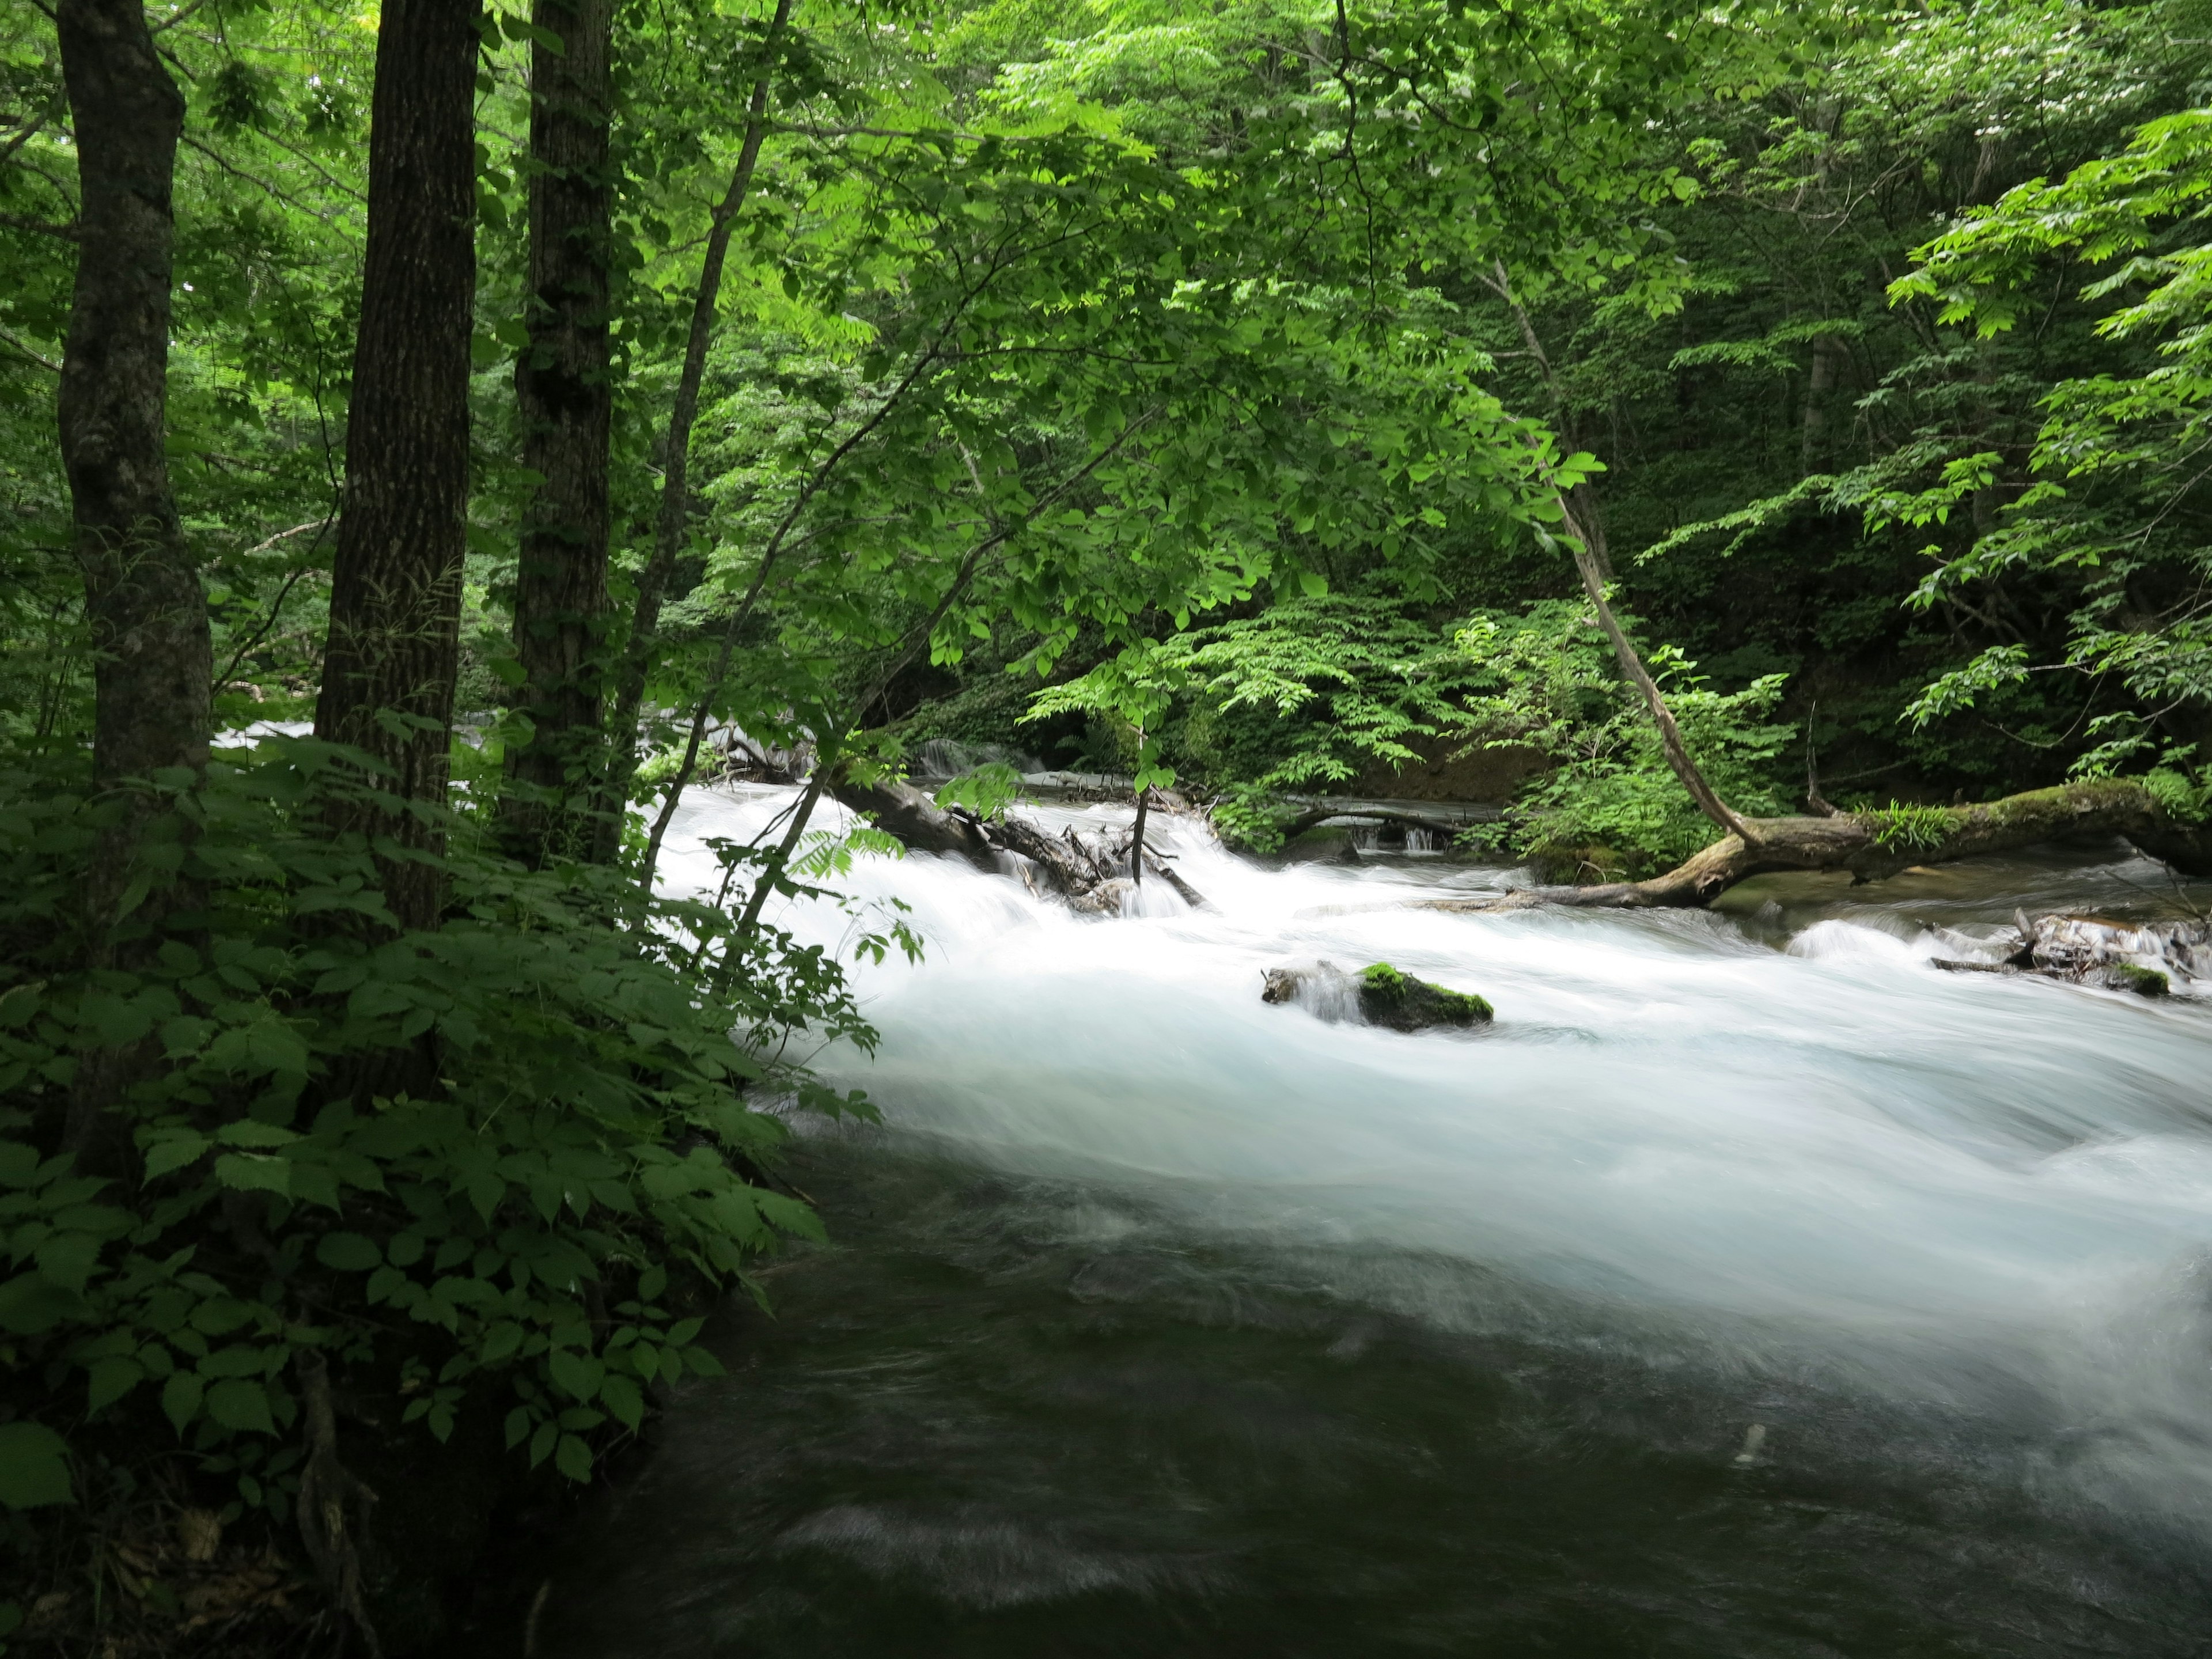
left=0, top=738, right=878, bottom=1533
left=1866, top=800, right=1953, bottom=853
left=1494, top=662, right=1797, bottom=879
left=1882, top=105, right=2212, bottom=765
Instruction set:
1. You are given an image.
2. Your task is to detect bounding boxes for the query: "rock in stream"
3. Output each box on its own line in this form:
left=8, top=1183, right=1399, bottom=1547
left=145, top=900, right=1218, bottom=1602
left=1262, top=959, right=1494, bottom=1031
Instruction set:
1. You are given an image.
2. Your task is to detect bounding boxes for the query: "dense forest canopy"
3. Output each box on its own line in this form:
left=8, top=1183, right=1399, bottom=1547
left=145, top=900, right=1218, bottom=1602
left=5, top=0, right=2212, bottom=1648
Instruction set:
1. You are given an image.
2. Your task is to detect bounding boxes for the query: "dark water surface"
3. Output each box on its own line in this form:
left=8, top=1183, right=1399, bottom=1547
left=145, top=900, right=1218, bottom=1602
left=543, top=1144, right=2212, bottom=1659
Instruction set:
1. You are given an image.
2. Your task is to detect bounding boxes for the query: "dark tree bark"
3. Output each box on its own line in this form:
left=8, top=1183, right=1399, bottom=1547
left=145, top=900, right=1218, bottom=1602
left=595, top=0, right=793, bottom=858
left=57, top=0, right=207, bottom=791
left=314, top=0, right=482, bottom=932
left=503, top=0, right=614, bottom=863
left=55, top=0, right=207, bottom=1173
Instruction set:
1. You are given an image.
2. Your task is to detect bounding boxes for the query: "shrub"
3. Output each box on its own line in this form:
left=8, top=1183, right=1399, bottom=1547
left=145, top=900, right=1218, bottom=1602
left=0, top=737, right=887, bottom=1636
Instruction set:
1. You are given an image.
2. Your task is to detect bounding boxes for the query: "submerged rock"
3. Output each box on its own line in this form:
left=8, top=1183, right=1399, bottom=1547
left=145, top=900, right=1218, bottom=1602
left=1262, top=959, right=1493, bottom=1031
left=1932, top=910, right=2203, bottom=997
left=1355, top=962, right=1494, bottom=1031
left=1070, top=877, right=1135, bottom=916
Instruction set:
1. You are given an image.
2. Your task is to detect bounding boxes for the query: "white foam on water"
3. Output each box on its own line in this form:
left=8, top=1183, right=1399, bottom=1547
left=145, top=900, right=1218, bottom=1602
left=657, top=783, right=2212, bottom=1531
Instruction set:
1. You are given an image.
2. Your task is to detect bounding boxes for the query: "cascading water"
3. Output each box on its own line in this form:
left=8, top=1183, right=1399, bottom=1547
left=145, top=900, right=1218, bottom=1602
left=547, top=783, right=2212, bottom=1658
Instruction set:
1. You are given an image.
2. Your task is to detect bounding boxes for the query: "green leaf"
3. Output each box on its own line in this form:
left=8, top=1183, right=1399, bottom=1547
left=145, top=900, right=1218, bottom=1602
left=503, top=1406, right=529, bottom=1449
left=143, top=1131, right=211, bottom=1179
left=528, top=1419, right=558, bottom=1467
left=218, top=1119, right=300, bottom=1148
left=0, top=1422, right=72, bottom=1509
left=204, top=1378, right=276, bottom=1435
left=467, top=1171, right=505, bottom=1223
left=162, top=1370, right=205, bottom=1434
left=214, top=1153, right=290, bottom=1197
left=85, top=1356, right=145, bottom=1414
left=548, top=1349, right=603, bottom=1403
left=554, top=1433, right=593, bottom=1483
left=0, top=1272, right=86, bottom=1336
left=598, top=1372, right=645, bottom=1432
left=315, top=1233, right=382, bottom=1272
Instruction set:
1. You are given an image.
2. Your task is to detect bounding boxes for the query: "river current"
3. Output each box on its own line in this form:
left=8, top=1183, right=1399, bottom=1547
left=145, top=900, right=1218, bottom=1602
left=543, top=786, right=2212, bottom=1657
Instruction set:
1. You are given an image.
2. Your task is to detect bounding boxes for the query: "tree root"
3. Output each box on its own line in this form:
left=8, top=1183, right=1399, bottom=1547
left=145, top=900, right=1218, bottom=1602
left=295, top=1352, right=382, bottom=1658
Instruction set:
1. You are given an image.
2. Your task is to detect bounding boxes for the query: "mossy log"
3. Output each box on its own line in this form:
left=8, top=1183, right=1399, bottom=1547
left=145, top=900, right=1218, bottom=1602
left=1420, top=781, right=2212, bottom=912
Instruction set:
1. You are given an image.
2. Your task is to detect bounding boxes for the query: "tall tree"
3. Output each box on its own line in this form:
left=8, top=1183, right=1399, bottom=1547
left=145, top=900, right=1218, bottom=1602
left=504, top=0, right=615, bottom=863
left=314, top=0, right=482, bottom=931
left=55, top=0, right=207, bottom=800
left=55, top=0, right=207, bottom=1171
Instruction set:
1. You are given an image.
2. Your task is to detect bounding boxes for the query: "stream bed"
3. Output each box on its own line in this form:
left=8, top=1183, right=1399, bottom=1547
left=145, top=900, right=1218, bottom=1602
left=541, top=789, right=2212, bottom=1657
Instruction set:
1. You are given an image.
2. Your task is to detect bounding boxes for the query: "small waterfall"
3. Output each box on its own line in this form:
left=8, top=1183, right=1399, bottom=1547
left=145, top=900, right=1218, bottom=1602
left=1347, top=821, right=1443, bottom=854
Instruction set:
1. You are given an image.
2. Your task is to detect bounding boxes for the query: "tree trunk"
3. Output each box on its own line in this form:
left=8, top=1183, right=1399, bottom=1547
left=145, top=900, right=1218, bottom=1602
left=1800, top=334, right=1839, bottom=471
left=57, top=0, right=207, bottom=796
left=1418, top=781, right=2212, bottom=914
left=314, top=0, right=481, bottom=933
left=503, top=0, right=614, bottom=864
left=55, top=0, right=207, bottom=1176
left=1555, top=488, right=1760, bottom=846
left=594, top=0, right=793, bottom=858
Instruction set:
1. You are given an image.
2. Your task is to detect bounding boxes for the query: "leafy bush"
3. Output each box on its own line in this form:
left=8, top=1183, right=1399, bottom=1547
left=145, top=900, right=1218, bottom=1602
left=0, top=738, right=880, bottom=1602
left=1434, top=604, right=1796, bottom=879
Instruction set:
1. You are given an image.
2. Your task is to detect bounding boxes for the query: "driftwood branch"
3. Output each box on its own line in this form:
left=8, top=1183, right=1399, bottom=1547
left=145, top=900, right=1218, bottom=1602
left=827, top=773, right=1211, bottom=910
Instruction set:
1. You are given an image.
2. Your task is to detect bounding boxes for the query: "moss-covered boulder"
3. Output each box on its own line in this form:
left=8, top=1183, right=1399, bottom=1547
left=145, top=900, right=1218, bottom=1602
left=1355, top=962, right=1494, bottom=1032
left=2097, top=962, right=2171, bottom=998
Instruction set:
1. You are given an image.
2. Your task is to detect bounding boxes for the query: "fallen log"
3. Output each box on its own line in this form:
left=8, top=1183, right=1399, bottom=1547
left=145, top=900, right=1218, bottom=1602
left=1275, top=804, right=1490, bottom=844
left=829, top=771, right=1212, bottom=911
left=826, top=774, right=995, bottom=868
left=982, top=813, right=1107, bottom=897
left=1415, top=781, right=2212, bottom=912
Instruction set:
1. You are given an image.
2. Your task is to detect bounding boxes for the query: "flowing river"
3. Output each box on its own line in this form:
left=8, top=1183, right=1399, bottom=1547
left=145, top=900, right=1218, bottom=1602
left=543, top=786, right=2212, bottom=1657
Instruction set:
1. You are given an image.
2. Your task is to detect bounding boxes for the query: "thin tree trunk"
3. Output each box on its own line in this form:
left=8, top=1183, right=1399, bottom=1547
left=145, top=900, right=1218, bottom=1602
left=1555, top=489, right=1760, bottom=847
left=1128, top=785, right=1150, bottom=882
left=1483, top=259, right=1756, bottom=848
left=314, top=0, right=481, bottom=933
left=1800, top=334, right=1838, bottom=471
left=594, top=0, right=793, bottom=858
left=503, top=0, right=614, bottom=864
left=55, top=0, right=207, bottom=1174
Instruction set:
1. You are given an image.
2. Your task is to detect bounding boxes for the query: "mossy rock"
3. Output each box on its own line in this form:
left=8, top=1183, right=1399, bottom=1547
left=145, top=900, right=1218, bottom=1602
left=2098, top=963, right=2171, bottom=998
left=1357, top=962, right=1494, bottom=1032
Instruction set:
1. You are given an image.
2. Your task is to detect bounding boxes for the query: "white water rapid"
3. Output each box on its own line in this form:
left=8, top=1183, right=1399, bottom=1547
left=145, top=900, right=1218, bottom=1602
left=657, top=783, right=2212, bottom=1543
